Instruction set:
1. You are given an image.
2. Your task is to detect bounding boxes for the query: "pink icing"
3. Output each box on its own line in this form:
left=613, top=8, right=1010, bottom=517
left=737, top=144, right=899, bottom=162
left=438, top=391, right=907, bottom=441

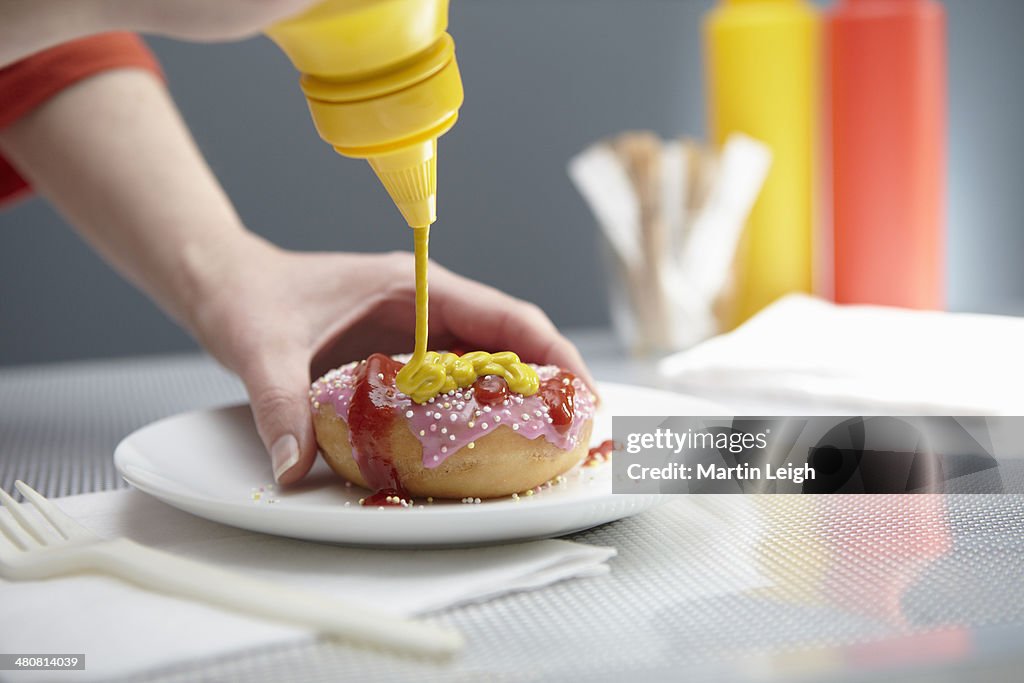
left=309, top=359, right=596, bottom=469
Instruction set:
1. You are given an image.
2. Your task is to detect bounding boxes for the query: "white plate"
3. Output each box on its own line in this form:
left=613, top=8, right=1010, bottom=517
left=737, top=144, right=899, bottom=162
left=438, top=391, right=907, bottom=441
left=114, top=382, right=721, bottom=547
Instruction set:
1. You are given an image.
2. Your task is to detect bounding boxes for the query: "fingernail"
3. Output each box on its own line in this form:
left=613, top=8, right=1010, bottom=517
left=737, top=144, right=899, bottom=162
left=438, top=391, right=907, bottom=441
left=271, top=434, right=300, bottom=482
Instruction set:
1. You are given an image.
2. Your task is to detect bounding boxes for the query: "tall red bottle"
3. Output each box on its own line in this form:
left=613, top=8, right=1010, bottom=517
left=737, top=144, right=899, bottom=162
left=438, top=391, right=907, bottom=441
left=827, top=0, right=946, bottom=308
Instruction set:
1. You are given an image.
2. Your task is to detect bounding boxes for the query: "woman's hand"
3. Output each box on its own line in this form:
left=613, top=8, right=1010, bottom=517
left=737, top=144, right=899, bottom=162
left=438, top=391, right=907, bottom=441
left=189, top=236, right=593, bottom=484
left=0, top=61, right=591, bottom=488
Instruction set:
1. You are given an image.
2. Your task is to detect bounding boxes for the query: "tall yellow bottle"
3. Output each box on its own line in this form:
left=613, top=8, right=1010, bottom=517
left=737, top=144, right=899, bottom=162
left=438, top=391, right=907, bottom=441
left=266, top=0, right=464, bottom=228
left=704, top=0, right=819, bottom=326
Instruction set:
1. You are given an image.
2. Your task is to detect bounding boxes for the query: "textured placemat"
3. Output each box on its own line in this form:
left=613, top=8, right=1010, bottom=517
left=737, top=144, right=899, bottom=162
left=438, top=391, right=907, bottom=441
left=4, top=352, right=1024, bottom=682
left=0, top=354, right=245, bottom=499
left=100, top=494, right=1022, bottom=683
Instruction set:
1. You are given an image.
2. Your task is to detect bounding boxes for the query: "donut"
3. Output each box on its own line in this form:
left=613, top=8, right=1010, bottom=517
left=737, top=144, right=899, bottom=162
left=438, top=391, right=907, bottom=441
left=309, top=353, right=597, bottom=503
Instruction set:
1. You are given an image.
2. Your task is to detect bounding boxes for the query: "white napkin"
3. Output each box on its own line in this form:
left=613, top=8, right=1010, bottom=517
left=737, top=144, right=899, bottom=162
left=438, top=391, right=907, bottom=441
left=659, top=294, right=1024, bottom=414
left=0, top=489, right=615, bottom=682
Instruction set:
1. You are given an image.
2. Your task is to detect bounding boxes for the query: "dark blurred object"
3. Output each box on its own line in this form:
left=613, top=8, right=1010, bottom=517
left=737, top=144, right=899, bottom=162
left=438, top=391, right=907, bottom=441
left=803, top=416, right=1000, bottom=493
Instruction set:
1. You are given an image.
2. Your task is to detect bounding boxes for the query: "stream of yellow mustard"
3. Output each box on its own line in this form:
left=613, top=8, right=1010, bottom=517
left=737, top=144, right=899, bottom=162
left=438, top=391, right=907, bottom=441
left=395, top=226, right=540, bottom=404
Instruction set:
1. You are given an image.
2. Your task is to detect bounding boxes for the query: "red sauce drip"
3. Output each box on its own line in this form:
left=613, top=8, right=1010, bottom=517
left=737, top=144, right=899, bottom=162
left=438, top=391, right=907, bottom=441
left=361, top=488, right=409, bottom=507
left=472, top=375, right=509, bottom=407
left=538, top=371, right=576, bottom=434
left=347, top=353, right=410, bottom=499
left=585, top=439, right=617, bottom=466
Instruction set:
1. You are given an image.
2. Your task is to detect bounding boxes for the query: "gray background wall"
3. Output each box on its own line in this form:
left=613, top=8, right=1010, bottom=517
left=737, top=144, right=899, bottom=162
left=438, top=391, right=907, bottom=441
left=1, top=0, right=1021, bottom=365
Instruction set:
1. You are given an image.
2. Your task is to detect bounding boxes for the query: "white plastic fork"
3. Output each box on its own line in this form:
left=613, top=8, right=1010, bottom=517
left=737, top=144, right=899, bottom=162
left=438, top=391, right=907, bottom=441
left=0, top=481, right=462, bottom=657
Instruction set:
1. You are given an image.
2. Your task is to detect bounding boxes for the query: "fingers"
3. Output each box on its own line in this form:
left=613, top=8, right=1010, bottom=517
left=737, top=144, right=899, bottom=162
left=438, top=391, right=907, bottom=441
left=240, top=347, right=317, bottom=485
left=432, top=269, right=597, bottom=392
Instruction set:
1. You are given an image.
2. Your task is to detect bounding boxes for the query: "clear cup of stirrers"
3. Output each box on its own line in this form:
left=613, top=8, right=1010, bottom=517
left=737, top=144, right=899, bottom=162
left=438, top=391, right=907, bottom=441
left=569, top=132, right=771, bottom=357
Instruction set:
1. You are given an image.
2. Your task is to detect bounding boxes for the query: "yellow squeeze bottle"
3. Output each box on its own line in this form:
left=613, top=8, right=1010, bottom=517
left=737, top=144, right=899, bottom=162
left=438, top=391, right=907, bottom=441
left=267, top=1, right=539, bottom=403
left=266, top=0, right=464, bottom=229
left=704, top=0, right=819, bottom=326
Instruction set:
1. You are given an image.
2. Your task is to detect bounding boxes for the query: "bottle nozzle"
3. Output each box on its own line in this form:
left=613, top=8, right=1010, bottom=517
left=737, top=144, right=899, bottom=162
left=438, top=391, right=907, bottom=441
left=267, top=1, right=462, bottom=230
left=364, top=140, right=439, bottom=229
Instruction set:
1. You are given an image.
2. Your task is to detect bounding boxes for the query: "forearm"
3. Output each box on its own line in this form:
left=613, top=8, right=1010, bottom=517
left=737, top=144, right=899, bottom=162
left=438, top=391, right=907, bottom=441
left=0, top=68, right=261, bottom=332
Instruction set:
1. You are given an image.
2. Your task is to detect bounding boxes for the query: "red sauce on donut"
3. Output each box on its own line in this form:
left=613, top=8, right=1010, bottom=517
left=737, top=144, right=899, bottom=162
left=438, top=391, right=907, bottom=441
left=361, top=488, right=409, bottom=507
left=472, top=375, right=509, bottom=407
left=347, top=353, right=409, bottom=501
left=585, top=439, right=616, bottom=466
left=538, top=371, right=576, bottom=434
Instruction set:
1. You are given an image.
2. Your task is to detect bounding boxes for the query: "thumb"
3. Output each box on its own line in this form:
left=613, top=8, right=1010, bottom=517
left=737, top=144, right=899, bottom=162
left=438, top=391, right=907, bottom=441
left=242, top=352, right=318, bottom=485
